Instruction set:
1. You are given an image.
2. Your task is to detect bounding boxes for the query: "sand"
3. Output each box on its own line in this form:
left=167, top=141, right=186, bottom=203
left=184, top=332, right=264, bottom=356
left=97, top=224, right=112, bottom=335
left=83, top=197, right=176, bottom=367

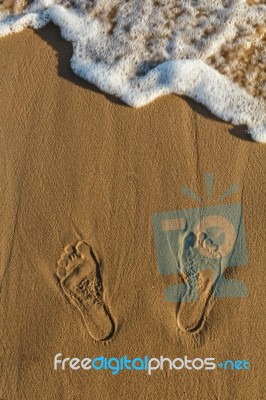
left=0, top=25, right=265, bottom=400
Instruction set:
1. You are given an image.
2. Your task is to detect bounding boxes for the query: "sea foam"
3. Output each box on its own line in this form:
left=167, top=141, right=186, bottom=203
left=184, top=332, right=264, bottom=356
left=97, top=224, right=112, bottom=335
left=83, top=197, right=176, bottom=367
left=0, top=0, right=265, bottom=142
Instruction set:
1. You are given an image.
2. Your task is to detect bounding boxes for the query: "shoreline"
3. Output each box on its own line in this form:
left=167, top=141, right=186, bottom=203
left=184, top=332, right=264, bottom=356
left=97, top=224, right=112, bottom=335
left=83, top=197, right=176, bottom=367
left=0, top=25, right=265, bottom=400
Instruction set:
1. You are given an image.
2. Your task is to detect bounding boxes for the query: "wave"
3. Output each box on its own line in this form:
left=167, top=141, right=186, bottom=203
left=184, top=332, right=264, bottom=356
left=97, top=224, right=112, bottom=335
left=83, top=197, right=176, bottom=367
left=0, top=0, right=265, bottom=142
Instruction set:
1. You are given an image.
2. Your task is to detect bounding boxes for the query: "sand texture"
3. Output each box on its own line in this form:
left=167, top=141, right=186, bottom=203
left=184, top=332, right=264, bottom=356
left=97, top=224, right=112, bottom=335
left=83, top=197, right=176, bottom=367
left=0, top=26, right=265, bottom=400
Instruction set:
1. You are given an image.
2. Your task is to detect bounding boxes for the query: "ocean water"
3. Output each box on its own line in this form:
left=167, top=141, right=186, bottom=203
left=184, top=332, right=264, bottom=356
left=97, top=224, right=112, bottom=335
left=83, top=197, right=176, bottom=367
left=0, top=0, right=265, bottom=142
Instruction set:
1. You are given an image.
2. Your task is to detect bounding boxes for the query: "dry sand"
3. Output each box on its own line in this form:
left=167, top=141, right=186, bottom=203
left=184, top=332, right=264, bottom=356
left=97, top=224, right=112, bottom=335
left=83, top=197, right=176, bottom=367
left=0, top=25, right=265, bottom=399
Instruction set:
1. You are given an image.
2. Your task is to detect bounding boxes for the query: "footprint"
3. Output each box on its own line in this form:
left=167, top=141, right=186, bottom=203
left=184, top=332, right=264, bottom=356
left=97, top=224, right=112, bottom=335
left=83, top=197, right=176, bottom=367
left=176, top=231, right=222, bottom=333
left=57, top=240, right=115, bottom=341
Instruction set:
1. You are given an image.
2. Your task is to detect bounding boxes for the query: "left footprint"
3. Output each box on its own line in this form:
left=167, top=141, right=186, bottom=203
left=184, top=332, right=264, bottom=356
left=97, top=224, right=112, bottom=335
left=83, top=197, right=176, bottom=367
left=57, top=240, right=115, bottom=341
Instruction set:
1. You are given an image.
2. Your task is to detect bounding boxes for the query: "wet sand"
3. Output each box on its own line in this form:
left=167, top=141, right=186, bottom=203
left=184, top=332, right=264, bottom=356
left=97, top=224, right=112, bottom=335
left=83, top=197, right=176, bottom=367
left=0, top=25, right=265, bottom=400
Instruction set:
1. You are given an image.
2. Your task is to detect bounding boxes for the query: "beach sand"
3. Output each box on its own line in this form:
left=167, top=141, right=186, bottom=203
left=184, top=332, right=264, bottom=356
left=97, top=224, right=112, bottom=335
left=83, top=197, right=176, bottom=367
left=0, top=25, right=265, bottom=399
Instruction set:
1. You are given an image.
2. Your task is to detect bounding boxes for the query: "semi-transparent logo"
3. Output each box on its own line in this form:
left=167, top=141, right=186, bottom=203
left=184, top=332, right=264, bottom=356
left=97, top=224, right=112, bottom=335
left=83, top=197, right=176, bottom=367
left=153, top=173, right=248, bottom=303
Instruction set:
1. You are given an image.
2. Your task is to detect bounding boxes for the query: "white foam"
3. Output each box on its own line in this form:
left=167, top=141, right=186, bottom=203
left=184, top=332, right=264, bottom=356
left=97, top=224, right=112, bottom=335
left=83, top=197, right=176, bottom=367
left=0, top=0, right=265, bottom=142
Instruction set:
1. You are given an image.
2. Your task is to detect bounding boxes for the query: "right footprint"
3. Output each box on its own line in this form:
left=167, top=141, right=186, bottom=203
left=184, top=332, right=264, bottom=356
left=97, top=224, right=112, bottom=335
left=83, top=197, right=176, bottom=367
left=176, top=231, right=222, bottom=333
left=57, top=240, right=115, bottom=341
